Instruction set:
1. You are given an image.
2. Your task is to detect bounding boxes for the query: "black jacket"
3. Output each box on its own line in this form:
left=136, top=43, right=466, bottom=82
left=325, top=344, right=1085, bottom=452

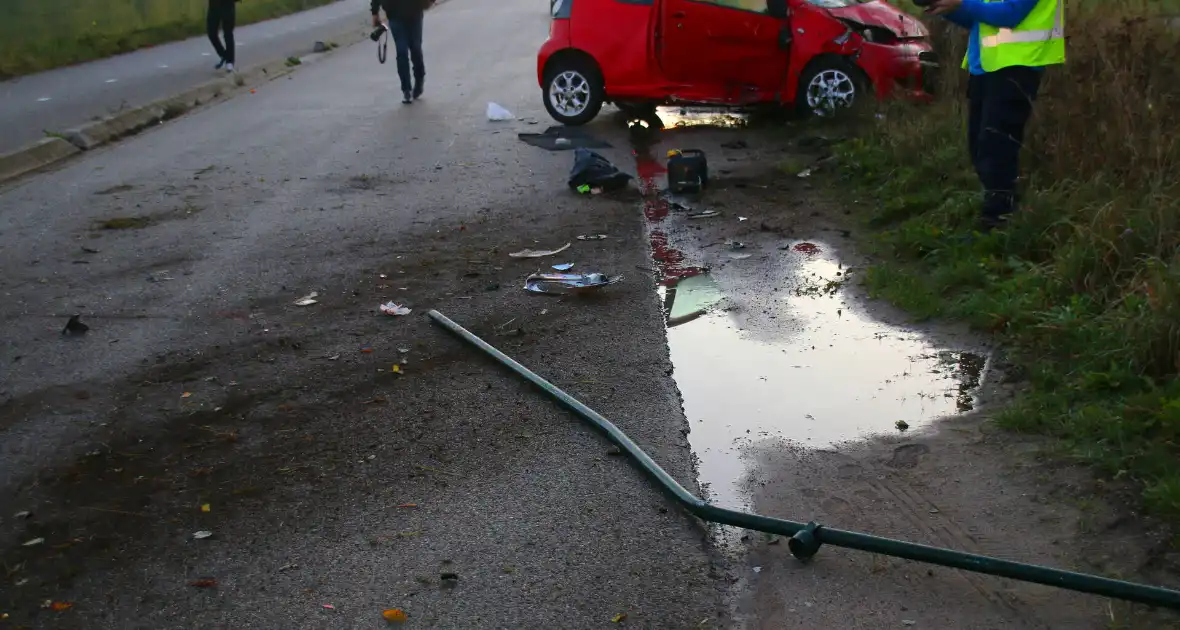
left=371, top=0, right=425, bottom=21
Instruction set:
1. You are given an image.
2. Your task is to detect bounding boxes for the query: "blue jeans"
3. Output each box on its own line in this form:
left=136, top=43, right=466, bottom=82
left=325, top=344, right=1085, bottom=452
left=388, top=14, right=425, bottom=93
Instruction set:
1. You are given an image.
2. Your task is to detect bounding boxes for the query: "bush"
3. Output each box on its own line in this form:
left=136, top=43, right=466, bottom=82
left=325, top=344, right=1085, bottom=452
left=839, top=2, right=1180, bottom=519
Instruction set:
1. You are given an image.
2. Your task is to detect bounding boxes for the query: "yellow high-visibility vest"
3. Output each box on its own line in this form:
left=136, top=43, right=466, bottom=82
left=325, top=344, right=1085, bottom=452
left=961, top=0, right=1065, bottom=72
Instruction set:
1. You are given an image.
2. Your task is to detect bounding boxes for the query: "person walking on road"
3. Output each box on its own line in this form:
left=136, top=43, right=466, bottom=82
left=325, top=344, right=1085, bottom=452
left=925, top=0, right=1064, bottom=231
left=207, top=0, right=239, bottom=72
left=371, top=0, right=433, bottom=104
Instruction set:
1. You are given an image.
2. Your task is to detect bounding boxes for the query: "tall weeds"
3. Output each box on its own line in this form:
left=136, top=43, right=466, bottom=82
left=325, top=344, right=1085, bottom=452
left=839, top=2, right=1180, bottom=518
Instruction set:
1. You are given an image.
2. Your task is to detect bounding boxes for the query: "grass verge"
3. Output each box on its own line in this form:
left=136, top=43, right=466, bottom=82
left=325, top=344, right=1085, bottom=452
left=834, top=4, right=1180, bottom=520
left=0, top=0, right=337, bottom=78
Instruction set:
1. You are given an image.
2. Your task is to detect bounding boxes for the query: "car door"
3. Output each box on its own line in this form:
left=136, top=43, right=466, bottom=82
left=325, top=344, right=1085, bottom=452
left=659, top=0, right=790, bottom=101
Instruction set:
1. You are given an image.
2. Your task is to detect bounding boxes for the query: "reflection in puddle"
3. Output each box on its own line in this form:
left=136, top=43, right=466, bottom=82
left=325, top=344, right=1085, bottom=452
left=630, top=128, right=985, bottom=512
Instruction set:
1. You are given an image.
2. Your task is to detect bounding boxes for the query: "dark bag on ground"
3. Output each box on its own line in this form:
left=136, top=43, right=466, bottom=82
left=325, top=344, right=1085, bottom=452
left=568, top=148, right=633, bottom=192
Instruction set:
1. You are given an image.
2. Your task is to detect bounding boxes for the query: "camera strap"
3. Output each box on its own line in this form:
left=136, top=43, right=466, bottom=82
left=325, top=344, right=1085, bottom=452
left=377, top=27, right=388, bottom=64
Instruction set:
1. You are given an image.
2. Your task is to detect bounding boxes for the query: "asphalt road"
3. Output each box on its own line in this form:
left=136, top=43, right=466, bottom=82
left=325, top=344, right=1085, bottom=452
left=0, top=0, right=720, bottom=627
left=0, top=0, right=368, bottom=154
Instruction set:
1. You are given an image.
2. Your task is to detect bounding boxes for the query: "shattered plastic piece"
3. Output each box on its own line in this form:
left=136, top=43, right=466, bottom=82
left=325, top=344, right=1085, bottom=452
left=193, top=530, right=213, bottom=540
left=22, top=537, right=44, bottom=547
left=687, top=210, right=720, bottom=219
left=391, top=364, right=403, bottom=374
left=576, top=184, right=591, bottom=194
left=727, top=253, right=752, bottom=260
left=190, top=578, right=218, bottom=588
left=383, top=609, right=409, bottom=623
left=49, top=602, right=73, bottom=612
left=15, top=511, right=32, bottom=519
left=552, top=263, right=575, bottom=271
left=181, top=392, right=193, bottom=399
left=62, top=314, right=89, bottom=336
left=612, top=613, right=628, bottom=623
left=568, top=148, right=633, bottom=192
left=752, top=566, right=762, bottom=573
left=323, top=604, right=336, bottom=610
left=738, top=216, right=749, bottom=222
left=525, top=272, right=622, bottom=295
left=798, top=168, right=813, bottom=178
left=486, top=102, right=514, bottom=121
left=380, top=302, right=412, bottom=316
left=576, top=234, right=608, bottom=241
left=509, top=243, right=571, bottom=258
left=360, top=345, right=374, bottom=353
left=294, top=291, right=319, bottom=306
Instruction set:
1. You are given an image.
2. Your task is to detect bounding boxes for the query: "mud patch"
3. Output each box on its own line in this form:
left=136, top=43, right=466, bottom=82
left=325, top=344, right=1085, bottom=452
left=93, top=204, right=203, bottom=230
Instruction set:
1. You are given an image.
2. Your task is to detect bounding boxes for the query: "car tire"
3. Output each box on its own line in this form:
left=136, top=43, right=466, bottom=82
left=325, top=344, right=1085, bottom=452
left=543, top=58, right=604, bottom=126
left=796, top=58, right=870, bottom=119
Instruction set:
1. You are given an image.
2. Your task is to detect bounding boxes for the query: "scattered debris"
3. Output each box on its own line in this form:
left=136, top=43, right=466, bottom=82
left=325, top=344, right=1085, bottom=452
left=322, top=604, right=336, bottom=610
left=15, top=510, right=32, bottom=519
left=440, top=572, right=460, bottom=582
left=552, top=263, right=575, bottom=271
left=192, top=530, right=213, bottom=540
left=383, top=608, right=409, bottom=623
left=793, top=242, right=821, bottom=254
left=181, top=392, right=193, bottom=399
left=81, top=246, right=101, bottom=254
left=22, top=538, right=44, bottom=547
left=379, top=302, right=412, bottom=316
left=201, top=504, right=211, bottom=513
left=902, top=622, right=917, bottom=627
left=569, top=148, right=633, bottom=192
left=798, top=168, right=813, bottom=178
left=687, top=210, right=720, bottom=220
left=360, top=345, right=374, bottom=353
left=396, top=503, right=418, bottom=508
left=294, top=291, right=319, bottom=306
left=391, top=364, right=403, bottom=374
left=486, top=102, right=514, bottom=121
left=752, top=566, right=762, bottom=573
left=518, top=126, right=611, bottom=151
left=895, top=420, right=910, bottom=432
left=727, top=253, right=752, bottom=261
left=62, top=315, right=89, bottom=336
left=46, top=601, right=73, bottom=612
left=727, top=240, right=746, bottom=250
left=576, top=234, right=608, bottom=241
left=738, top=216, right=749, bottom=222
left=525, top=272, right=622, bottom=295
left=313, top=41, right=329, bottom=53
left=612, top=613, right=628, bottom=623
left=190, top=578, right=218, bottom=588
left=509, top=243, right=571, bottom=258
left=278, top=563, right=299, bottom=572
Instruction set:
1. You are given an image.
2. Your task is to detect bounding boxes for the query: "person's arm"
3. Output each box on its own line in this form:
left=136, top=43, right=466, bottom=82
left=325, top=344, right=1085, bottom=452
left=956, top=0, right=1040, bottom=28
left=941, top=9, right=974, bottom=29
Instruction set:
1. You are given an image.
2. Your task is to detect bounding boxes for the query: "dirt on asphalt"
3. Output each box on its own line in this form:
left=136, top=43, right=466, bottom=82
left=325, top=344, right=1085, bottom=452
left=3, top=8, right=1180, bottom=625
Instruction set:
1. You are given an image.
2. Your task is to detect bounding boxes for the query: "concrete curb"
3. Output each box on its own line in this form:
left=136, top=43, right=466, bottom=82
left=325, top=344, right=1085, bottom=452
left=0, top=25, right=369, bottom=186
left=0, top=138, right=81, bottom=183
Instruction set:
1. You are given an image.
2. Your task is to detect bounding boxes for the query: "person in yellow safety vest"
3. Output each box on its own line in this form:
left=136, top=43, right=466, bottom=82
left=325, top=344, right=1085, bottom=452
left=924, top=0, right=1065, bottom=231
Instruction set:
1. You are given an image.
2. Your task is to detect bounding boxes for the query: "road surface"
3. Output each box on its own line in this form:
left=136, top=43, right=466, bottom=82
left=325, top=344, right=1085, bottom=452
left=0, top=0, right=367, bottom=154
left=3, top=0, right=1180, bottom=627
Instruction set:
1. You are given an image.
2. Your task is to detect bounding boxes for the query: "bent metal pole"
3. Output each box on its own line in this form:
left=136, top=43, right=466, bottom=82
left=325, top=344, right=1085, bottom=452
left=427, top=309, right=1180, bottom=611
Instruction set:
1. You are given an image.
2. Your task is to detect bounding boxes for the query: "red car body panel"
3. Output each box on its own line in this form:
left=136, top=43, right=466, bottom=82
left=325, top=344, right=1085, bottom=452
left=538, top=0, right=935, bottom=111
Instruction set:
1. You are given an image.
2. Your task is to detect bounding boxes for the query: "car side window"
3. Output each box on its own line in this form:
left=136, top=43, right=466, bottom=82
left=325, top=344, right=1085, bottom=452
left=696, top=0, right=768, bottom=12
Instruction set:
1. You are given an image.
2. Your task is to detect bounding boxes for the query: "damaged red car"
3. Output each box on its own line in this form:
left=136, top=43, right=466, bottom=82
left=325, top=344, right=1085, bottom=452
left=538, top=0, right=936, bottom=125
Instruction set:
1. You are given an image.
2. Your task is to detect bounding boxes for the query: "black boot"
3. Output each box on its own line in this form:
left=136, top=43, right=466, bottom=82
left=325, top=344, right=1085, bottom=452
left=402, top=90, right=413, bottom=104
left=412, top=76, right=425, bottom=100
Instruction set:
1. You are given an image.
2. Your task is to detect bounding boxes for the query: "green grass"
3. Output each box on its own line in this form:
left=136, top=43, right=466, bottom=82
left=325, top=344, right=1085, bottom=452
left=0, top=0, right=337, bottom=78
left=834, top=5, right=1180, bottom=521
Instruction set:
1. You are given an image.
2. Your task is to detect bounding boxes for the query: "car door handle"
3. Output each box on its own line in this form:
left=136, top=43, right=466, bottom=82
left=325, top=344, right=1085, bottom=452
left=672, top=11, right=686, bottom=18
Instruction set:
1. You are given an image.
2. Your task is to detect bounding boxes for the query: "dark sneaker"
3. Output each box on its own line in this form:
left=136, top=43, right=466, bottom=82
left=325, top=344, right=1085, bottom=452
left=402, top=90, right=413, bottom=104
left=412, top=77, right=425, bottom=100
left=214, top=57, right=227, bottom=70
left=979, top=213, right=1010, bottom=233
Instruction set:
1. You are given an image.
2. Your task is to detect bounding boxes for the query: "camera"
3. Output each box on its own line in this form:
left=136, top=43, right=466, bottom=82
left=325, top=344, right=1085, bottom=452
left=369, top=22, right=388, bottom=42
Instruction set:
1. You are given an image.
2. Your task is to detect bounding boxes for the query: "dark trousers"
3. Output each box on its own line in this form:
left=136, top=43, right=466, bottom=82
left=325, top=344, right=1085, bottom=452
left=388, top=14, right=425, bottom=93
left=207, top=1, right=236, bottom=64
left=967, top=66, right=1042, bottom=221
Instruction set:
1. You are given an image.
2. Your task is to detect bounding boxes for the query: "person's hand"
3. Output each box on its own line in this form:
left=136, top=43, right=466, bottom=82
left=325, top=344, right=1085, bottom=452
left=371, top=14, right=381, bottom=27
left=925, top=0, right=963, bottom=15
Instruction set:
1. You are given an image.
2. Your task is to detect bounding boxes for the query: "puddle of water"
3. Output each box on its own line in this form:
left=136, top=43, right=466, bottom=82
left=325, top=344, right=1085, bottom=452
left=629, top=135, right=985, bottom=513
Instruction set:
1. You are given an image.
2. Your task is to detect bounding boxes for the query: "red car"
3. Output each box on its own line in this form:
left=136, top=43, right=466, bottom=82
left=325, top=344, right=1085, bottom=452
left=538, top=0, right=936, bottom=125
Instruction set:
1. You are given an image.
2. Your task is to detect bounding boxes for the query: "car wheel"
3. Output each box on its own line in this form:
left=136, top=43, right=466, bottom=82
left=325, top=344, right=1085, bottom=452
left=797, top=59, right=869, bottom=118
left=543, top=60, right=604, bottom=126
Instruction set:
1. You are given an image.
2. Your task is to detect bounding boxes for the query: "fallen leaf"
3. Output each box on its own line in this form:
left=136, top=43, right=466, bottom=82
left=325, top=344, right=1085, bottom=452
left=382, top=608, right=408, bottom=623
left=190, top=578, right=217, bottom=588
left=193, top=530, right=213, bottom=540
left=51, top=601, right=73, bottom=611
left=22, top=538, right=44, bottom=547
left=612, top=613, right=627, bottom=623
left=200, top=504, right=211, bottom=513
left=181, top=392, right=192, bottom=399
